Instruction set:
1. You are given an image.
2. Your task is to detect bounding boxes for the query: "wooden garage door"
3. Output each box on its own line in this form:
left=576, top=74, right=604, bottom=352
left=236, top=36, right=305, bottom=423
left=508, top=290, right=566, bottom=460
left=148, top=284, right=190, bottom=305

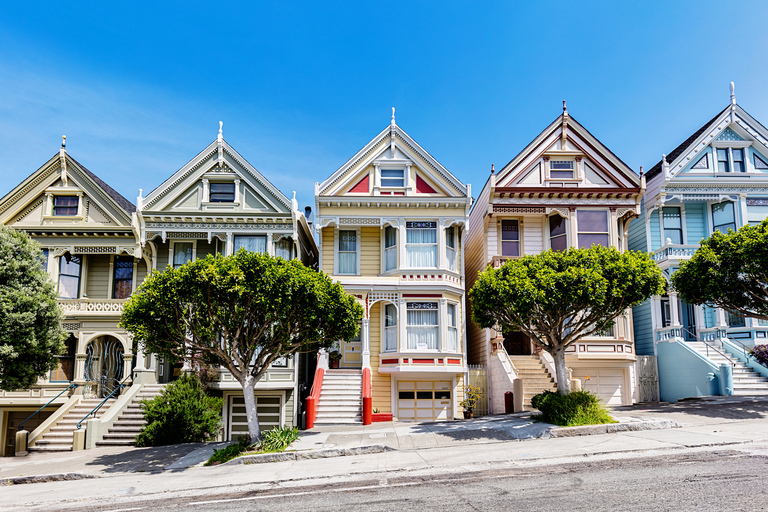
left=573, top=369, right=624, bottom=406
left=397, top=381, right=452, bottom=423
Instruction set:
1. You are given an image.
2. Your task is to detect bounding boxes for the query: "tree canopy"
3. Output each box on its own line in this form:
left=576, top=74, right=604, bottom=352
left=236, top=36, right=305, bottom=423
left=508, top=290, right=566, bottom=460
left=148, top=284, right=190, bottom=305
left=120, top=250, right=362, bottom=440
left=672, top=219, right=768, bottom=321
left=470, top=245, right=665, bottom=394
left=0, top=225, right=66, bottom=390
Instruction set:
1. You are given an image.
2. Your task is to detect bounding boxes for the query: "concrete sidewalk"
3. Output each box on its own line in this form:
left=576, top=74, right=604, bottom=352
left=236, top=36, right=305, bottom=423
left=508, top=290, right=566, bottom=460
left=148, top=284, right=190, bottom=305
left=2, top=394, right=768, bottom=483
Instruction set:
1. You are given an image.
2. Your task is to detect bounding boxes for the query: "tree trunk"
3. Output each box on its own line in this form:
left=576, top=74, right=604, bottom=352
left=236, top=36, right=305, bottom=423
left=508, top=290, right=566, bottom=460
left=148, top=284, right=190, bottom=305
left=240, top=374, right=262, bottom=442
left=551, top=347, right=571, bottom=395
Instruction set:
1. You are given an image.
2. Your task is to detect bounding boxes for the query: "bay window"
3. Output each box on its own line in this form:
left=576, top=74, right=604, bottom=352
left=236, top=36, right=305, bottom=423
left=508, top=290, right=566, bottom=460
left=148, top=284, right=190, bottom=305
left=712, top=202, right=736, bottom=234
left=58, top=254, right=82, bottom=299
left=235, top=235, right=267, bottom=254
left=501, top=220, right=520, bottom=257
left=577, top=210, right=609, bottom=248
left=384, top=226, right=397, bottom=271
left=113, top=256, right=134, bottom=299
left=406, top=222, right=437, bottom=268
left=549, top=214, right=567, bottom=251
left=338, top=230, right=357, bottom=274
left=384, top=304, right=397, bottom=351
left=406, top=302, right=438, bottom=350
left=446, top=303, right=458, bottom=351
left=445, top=226, right=457, bottom=271
left=662, top=207, right=683, bottom=244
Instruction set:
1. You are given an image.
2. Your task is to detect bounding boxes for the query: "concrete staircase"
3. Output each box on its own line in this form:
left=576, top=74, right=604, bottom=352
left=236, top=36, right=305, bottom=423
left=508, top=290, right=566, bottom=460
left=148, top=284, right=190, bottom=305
left=314, top=370, right=362, bottom=426
left=686, top=341, right=768, bottom=395
left=28, top=398, right=115, bottom=452
left=508, top=356, right=557, bottom=409
left=96, top=384, right=167, bottom=446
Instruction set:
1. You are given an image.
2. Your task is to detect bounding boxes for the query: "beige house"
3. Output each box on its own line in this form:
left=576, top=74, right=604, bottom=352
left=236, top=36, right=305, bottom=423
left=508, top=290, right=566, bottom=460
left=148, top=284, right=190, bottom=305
left=465, top=106, right=645, bottom=411
left=313, top=112, right=472, bottom=424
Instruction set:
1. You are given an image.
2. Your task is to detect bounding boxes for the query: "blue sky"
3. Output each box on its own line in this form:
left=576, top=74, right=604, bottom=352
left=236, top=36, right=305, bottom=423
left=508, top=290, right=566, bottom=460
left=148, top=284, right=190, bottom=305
left=1, top=1, right=767, bottom=211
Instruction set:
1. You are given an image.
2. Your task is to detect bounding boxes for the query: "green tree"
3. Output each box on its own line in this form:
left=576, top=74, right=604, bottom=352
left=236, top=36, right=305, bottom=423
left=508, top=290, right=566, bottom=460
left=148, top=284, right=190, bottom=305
left=672, top=219, right=768, bottom=321
left=120, top=251, right=362, bottom=440
left=469, top=245, right=665, bottom=394
left=0, top=225, right=65, bottom=390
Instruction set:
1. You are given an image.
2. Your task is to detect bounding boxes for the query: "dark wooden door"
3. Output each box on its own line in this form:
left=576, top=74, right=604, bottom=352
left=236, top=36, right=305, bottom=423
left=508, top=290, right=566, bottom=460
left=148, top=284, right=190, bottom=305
left=503, top=331, right=531, bottom=355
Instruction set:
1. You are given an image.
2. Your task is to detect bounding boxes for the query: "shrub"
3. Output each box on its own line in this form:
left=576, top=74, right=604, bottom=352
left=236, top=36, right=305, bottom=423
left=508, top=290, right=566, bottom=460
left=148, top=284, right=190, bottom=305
left=750, top=344, right=768, bottom=367
left=136, top=374, right=222, bottom=447
left=260, top=426, right=300, bottom=452
left=204, top=437, right=250, bottom=466
left=531, top=390, right=616, bottom=427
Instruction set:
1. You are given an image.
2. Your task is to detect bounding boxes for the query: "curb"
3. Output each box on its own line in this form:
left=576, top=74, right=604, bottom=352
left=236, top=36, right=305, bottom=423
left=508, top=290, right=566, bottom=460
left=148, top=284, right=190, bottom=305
left=1, top=472, right=98, bottom=486
left=224, top=444, right=396, bottom=465
left=548, top=419, right=679, bottom=438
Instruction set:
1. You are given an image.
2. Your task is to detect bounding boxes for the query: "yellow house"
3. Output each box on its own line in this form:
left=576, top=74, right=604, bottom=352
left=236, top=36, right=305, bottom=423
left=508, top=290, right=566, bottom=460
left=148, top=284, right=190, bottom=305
left=313, top=111, right=472, bottom=424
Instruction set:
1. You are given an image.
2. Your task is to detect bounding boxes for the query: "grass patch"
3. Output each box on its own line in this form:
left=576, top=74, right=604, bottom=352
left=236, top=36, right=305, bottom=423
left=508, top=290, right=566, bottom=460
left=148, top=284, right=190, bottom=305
left=531, top=390, right=617, bottom=427
left=205, top=426, right=301, bottom=466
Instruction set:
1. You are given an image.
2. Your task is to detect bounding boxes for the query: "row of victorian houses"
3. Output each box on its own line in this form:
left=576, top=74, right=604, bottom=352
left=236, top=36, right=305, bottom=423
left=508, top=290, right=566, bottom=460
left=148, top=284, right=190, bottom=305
left=2, top=85, right=768, bottom=456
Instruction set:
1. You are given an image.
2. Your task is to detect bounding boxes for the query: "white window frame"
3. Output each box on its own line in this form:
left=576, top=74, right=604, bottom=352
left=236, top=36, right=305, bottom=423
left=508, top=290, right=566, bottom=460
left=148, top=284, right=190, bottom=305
left=548, top=214, right=568, bottom=251
left=382, top=225, right=398, bottom=273
left=445, top=225, right=457, bottom=272
left=334, top=227, right=361, bottom=275
left=575, top=209, right=611, bottom=249
left=499, top=218, right=522, bottom=257
left=446, top=302, right=459, bottom=352
left=169, top=240, right=197, bottom=268
left=406, top=301, right=440, bottom=351
left=374, top=162, right=412, bottom=195
left=711, top=141, right=753, bottom=173
left=233, top=234, right=268, bottom=254
left=405, top=221, right=438, bottom=269
left=382, top=303, right=398, bottom=352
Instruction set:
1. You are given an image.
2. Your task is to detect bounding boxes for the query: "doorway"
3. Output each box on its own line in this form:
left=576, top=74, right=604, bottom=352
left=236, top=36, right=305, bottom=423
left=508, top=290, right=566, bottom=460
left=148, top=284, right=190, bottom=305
left=503, top=330, right=531, bottom=355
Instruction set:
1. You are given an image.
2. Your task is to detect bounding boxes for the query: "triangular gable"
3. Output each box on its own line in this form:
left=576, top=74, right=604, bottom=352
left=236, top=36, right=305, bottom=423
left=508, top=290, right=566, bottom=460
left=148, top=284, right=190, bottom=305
left=496, top=112, right=638, bottom=190
left=715, top=127, right=745, bottom=141
left=415, top=174, right=437, bottom=194
left=141, top=138, right=291, bottom=215
left=0, top=152, right=134, bottom=227
left=318, top=120, right=468, bottom=198
left=348, top=173, right=370, bottom=194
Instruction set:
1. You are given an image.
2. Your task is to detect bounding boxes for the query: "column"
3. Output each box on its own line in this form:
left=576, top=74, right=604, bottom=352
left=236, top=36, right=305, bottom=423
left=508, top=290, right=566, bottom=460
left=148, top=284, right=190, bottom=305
left=202, top=179, right=210, bottom=202
left=651, top=295, right=662, bottom=330
left=234, top=179, right=241, bottom=203
left=226, top=232, right=234, bottom=256
left=569, top=207, right=578, bottom=248
left=669, top=292, right=681, bottom=327
left=439, top=298, right=447, bottom=352
left=716, top=307, right=728, bottom=329
left=361, top=318, right=371, bottom=368
left=399, top=298, right=407, bottom=352
left=399, top=221, right=407, bottom=270
left=437, top=220, right=446, bottom=270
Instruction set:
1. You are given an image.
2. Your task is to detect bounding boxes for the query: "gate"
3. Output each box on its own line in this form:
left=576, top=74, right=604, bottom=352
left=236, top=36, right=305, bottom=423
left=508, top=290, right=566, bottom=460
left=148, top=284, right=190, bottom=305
left=637, top=355, right=660, bottom=402
left=84, top=336, right=124, bottom=399
left=467, top=364, right=489, bottom=417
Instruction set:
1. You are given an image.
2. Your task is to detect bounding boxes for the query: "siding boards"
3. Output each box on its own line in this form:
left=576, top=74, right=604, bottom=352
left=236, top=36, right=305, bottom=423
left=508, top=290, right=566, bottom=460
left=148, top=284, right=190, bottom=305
left=627, top=204, right=647, bottom=252
left=684, top=203, right=706, bottom=244
left=283, top=389, right=294, bottom=427
left=85, top=254, right=111, bottom=298
left=649, top=209, right=662, bottom=251
left=321, top=229, right=334, bottom=274
left=465, top=179, right=492, bottom=367
left=523, top=217, right=543, bottom=254
left=632, top=299, right=654, bottom=355
left=196, top=240, right=217, bottom=260
left=360, top=227, right=380, bottom=276
left=369, top=303, right=391, bottom=412
left=156, top=241, right=169, bottom=270
left=136, top=259, right=149, bottom=286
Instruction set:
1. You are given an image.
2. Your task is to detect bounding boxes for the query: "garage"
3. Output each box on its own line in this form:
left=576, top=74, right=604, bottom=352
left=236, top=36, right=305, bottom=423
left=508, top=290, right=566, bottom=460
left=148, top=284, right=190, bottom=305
left=396, top=381, right=452, bottom=422
left=572, top=369, right=625, bottom=406
left=227, top=394, right=282, bottom=441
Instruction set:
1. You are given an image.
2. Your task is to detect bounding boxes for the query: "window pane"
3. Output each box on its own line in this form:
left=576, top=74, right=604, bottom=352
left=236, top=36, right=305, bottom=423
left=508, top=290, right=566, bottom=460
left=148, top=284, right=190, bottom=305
left=501, top=220, right=519, bottom=241
left=234, top=236, right=267, bottom=254
left=406, top=228, right=437, bottom=244
left=385, top=226, right=397, bottom=248
left=717, top=149, right=729, bottom=172
left=406, top=245, right=437, bottom=267
left=41, top=249, right=49, bottom=272
left=53, top=196, right=78, bottom=216
left=59, top=254, right=81, bottom=278
left=381, top=170, right=405, bottom=188
left=712, top=202, right=736, bottom=233
left=210, top=183, right=235, bottom=202
left=385, top=304, right=397, bottom=327
left=275, top=239, right=292, bottom=259
left=662, top=207, right=682, bottom=229
left=550, top=170, right=574, bottom=179
left=113, top=256, right=133, bottom=299
left=59, top=275, right=80, bottom=299
left=577, top=210, right=608, bottom=232
left=173, top=243, right=193, bottom=267
left=339, top=231, right=357, bottom=252
left=446, top=227, right=455, bottom=249
left=578, top=234, right=610, bottom=249
left=406, top=225, right=437, bottom=267
left=339, top=252, right=356, bottom=273
left=550, top=215, right=566, bottom=237
left=447, top=304, right=456, bottom=327
left=501, top=241, right=519, bottom=257
left=550, top=235, right=568, bottom=252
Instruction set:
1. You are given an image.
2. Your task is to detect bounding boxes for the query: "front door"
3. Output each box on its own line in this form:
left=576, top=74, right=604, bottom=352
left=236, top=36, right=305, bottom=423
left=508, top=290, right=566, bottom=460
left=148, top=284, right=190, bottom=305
left=341, top=340, right=362, bottom=367
left=681, top=301, right=696, bottom=341
left=503, top=330, right=531, bottom=355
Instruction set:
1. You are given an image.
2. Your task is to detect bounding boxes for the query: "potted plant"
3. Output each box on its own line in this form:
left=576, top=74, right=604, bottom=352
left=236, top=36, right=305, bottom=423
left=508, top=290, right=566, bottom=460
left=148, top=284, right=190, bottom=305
left=459, top=385, right=482, bottom=419
left=329, top=351, right=342, bottom=369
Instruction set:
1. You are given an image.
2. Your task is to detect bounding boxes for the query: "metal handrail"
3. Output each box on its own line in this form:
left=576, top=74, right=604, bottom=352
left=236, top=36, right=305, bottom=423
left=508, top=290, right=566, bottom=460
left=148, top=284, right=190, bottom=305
left=18, top=383, right=78, bottom=431
left=76, top=375, right=131, bottom=430
left=724, top=335, right=768, bottom=371
left=680, top=327, right=734, bottom=365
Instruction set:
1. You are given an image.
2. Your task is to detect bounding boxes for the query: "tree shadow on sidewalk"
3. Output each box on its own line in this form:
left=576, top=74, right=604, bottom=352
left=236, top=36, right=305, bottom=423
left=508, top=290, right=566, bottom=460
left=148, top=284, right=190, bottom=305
left=85, top=443, right=209, bottom=473
left=612, top=396, right=768, bottom=422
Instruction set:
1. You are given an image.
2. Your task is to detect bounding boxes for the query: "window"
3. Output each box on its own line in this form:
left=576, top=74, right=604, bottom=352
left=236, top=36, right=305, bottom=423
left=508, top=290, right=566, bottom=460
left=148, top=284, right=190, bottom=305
left=501, top=220, right=520, bottom=257
left=173, top=242, right=193, bottom=267
left=275, top=239, right=292, bottom=260
left=550, top=160, right=574, bottom=179
left=50, top=334, right=77, bottom=382
left=446, top=303, right=458, bottom=351
left=717, top=148, right=730, bottom=173
left=728, top=311, right=746, bottom=328
left=716, top=148, right=747, bottom=173
left=577, top=210, right=609, bottom=248
left=53, top=196, right=78, bottom=216
left=58, top=254, right=81, bottom=299
left=660, top=298, right=671, bottom=327
left=406, top=302, right=438, bottom=350
left=712, top=202, right=736, bottom=234
left=381, top=169, right=405, bottom=188
left=338, top=230, right=357, bottom=274
left=384, top=304, right=397, bottom=351
left=234, top=235, right=267, bottom=254
left=662, top=207, right=683, bottom=244
left=732, top=149, right=745, bottom=173
left=406, top=222, right=437, bottom=268
left=210, top=183, right=235, bottom=202
left=549, top=215, right=567, bottom=251
left=41, top=249, right=49, bottom=272
left=113, top=256, right=134, bottom=299
left=445, top=226, right=457, bottom=271
left=384, top=226, right=397, bottom=271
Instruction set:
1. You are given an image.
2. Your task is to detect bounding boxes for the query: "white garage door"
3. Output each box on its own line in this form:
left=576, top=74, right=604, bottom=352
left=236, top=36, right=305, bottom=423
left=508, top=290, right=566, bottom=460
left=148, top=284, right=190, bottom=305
left=228, top=394, right=282, bottom=441
left=397, top=381, right=452, bottom=422
left=573, top=369, right=624, bottom=406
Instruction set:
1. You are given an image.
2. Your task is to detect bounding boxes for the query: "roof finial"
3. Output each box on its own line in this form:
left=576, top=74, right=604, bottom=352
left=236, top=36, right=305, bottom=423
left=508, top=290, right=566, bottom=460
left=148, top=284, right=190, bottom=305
left=218, top=121, right=223, bottom=141
left=61, top=135, right=66, bottom=148
left=563, top=100, right=567, bottom=113
left=730, top=81, right=736, bottom=105
left=639, top=166, right=644, bottom=176
left=491, top=163, right=495, bottom=174
left=391, top=107, right=396, bottom=126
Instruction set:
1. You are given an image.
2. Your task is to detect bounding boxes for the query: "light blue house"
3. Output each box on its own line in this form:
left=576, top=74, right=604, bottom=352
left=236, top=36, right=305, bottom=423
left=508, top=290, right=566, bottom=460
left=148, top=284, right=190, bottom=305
left=629, top=84, right=768, bottom=402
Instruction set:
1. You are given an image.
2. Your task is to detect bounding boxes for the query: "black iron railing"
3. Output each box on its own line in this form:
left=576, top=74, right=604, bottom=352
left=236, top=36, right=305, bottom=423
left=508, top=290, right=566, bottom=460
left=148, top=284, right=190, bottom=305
left=18, top=383, right=78, bottom=432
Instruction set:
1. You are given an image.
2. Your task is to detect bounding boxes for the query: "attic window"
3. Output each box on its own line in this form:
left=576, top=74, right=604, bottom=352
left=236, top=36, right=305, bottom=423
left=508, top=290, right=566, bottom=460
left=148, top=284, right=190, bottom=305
left=755, top=154, right=768, bottom=170
left=381, top=169, right=405, bottom=188
left=550, top=161, right=574, bottom=179
left=210, top=183, right=235, bottom=202
left=53, top=196, right=79, bottom=216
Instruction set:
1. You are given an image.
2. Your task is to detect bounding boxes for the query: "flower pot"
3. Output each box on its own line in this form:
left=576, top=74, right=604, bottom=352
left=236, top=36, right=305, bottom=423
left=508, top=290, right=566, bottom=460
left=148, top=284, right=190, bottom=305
left=330, top=361, right=340, bottom=369
left=463, top=410, right=473, bottom=419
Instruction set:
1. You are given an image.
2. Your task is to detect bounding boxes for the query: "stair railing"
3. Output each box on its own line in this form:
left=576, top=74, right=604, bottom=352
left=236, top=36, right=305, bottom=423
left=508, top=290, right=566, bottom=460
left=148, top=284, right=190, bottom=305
left=76, top=374, right=132, bottom=430
left=305, top=366, right=325, bottom=430
left=680, top=327, right=734, bottom=365
left=18, top=383, right=78, bottom=432
left=362, top=367, right=372, bottom=425
left=724, top=335, right=768, bottom=371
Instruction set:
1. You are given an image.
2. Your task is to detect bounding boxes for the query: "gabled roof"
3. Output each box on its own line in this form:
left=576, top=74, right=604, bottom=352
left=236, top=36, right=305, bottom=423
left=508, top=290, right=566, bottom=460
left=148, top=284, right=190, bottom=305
left=69, top=156, right=136, bottom=214
left=318, top=119, right=468, bottom=197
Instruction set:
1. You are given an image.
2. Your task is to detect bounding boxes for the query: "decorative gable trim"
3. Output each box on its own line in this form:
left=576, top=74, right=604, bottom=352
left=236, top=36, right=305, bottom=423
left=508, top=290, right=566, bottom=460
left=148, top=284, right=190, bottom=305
left=0, top=158, right=59, bottom=214
left=415, top=175, right=437, bottom=193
